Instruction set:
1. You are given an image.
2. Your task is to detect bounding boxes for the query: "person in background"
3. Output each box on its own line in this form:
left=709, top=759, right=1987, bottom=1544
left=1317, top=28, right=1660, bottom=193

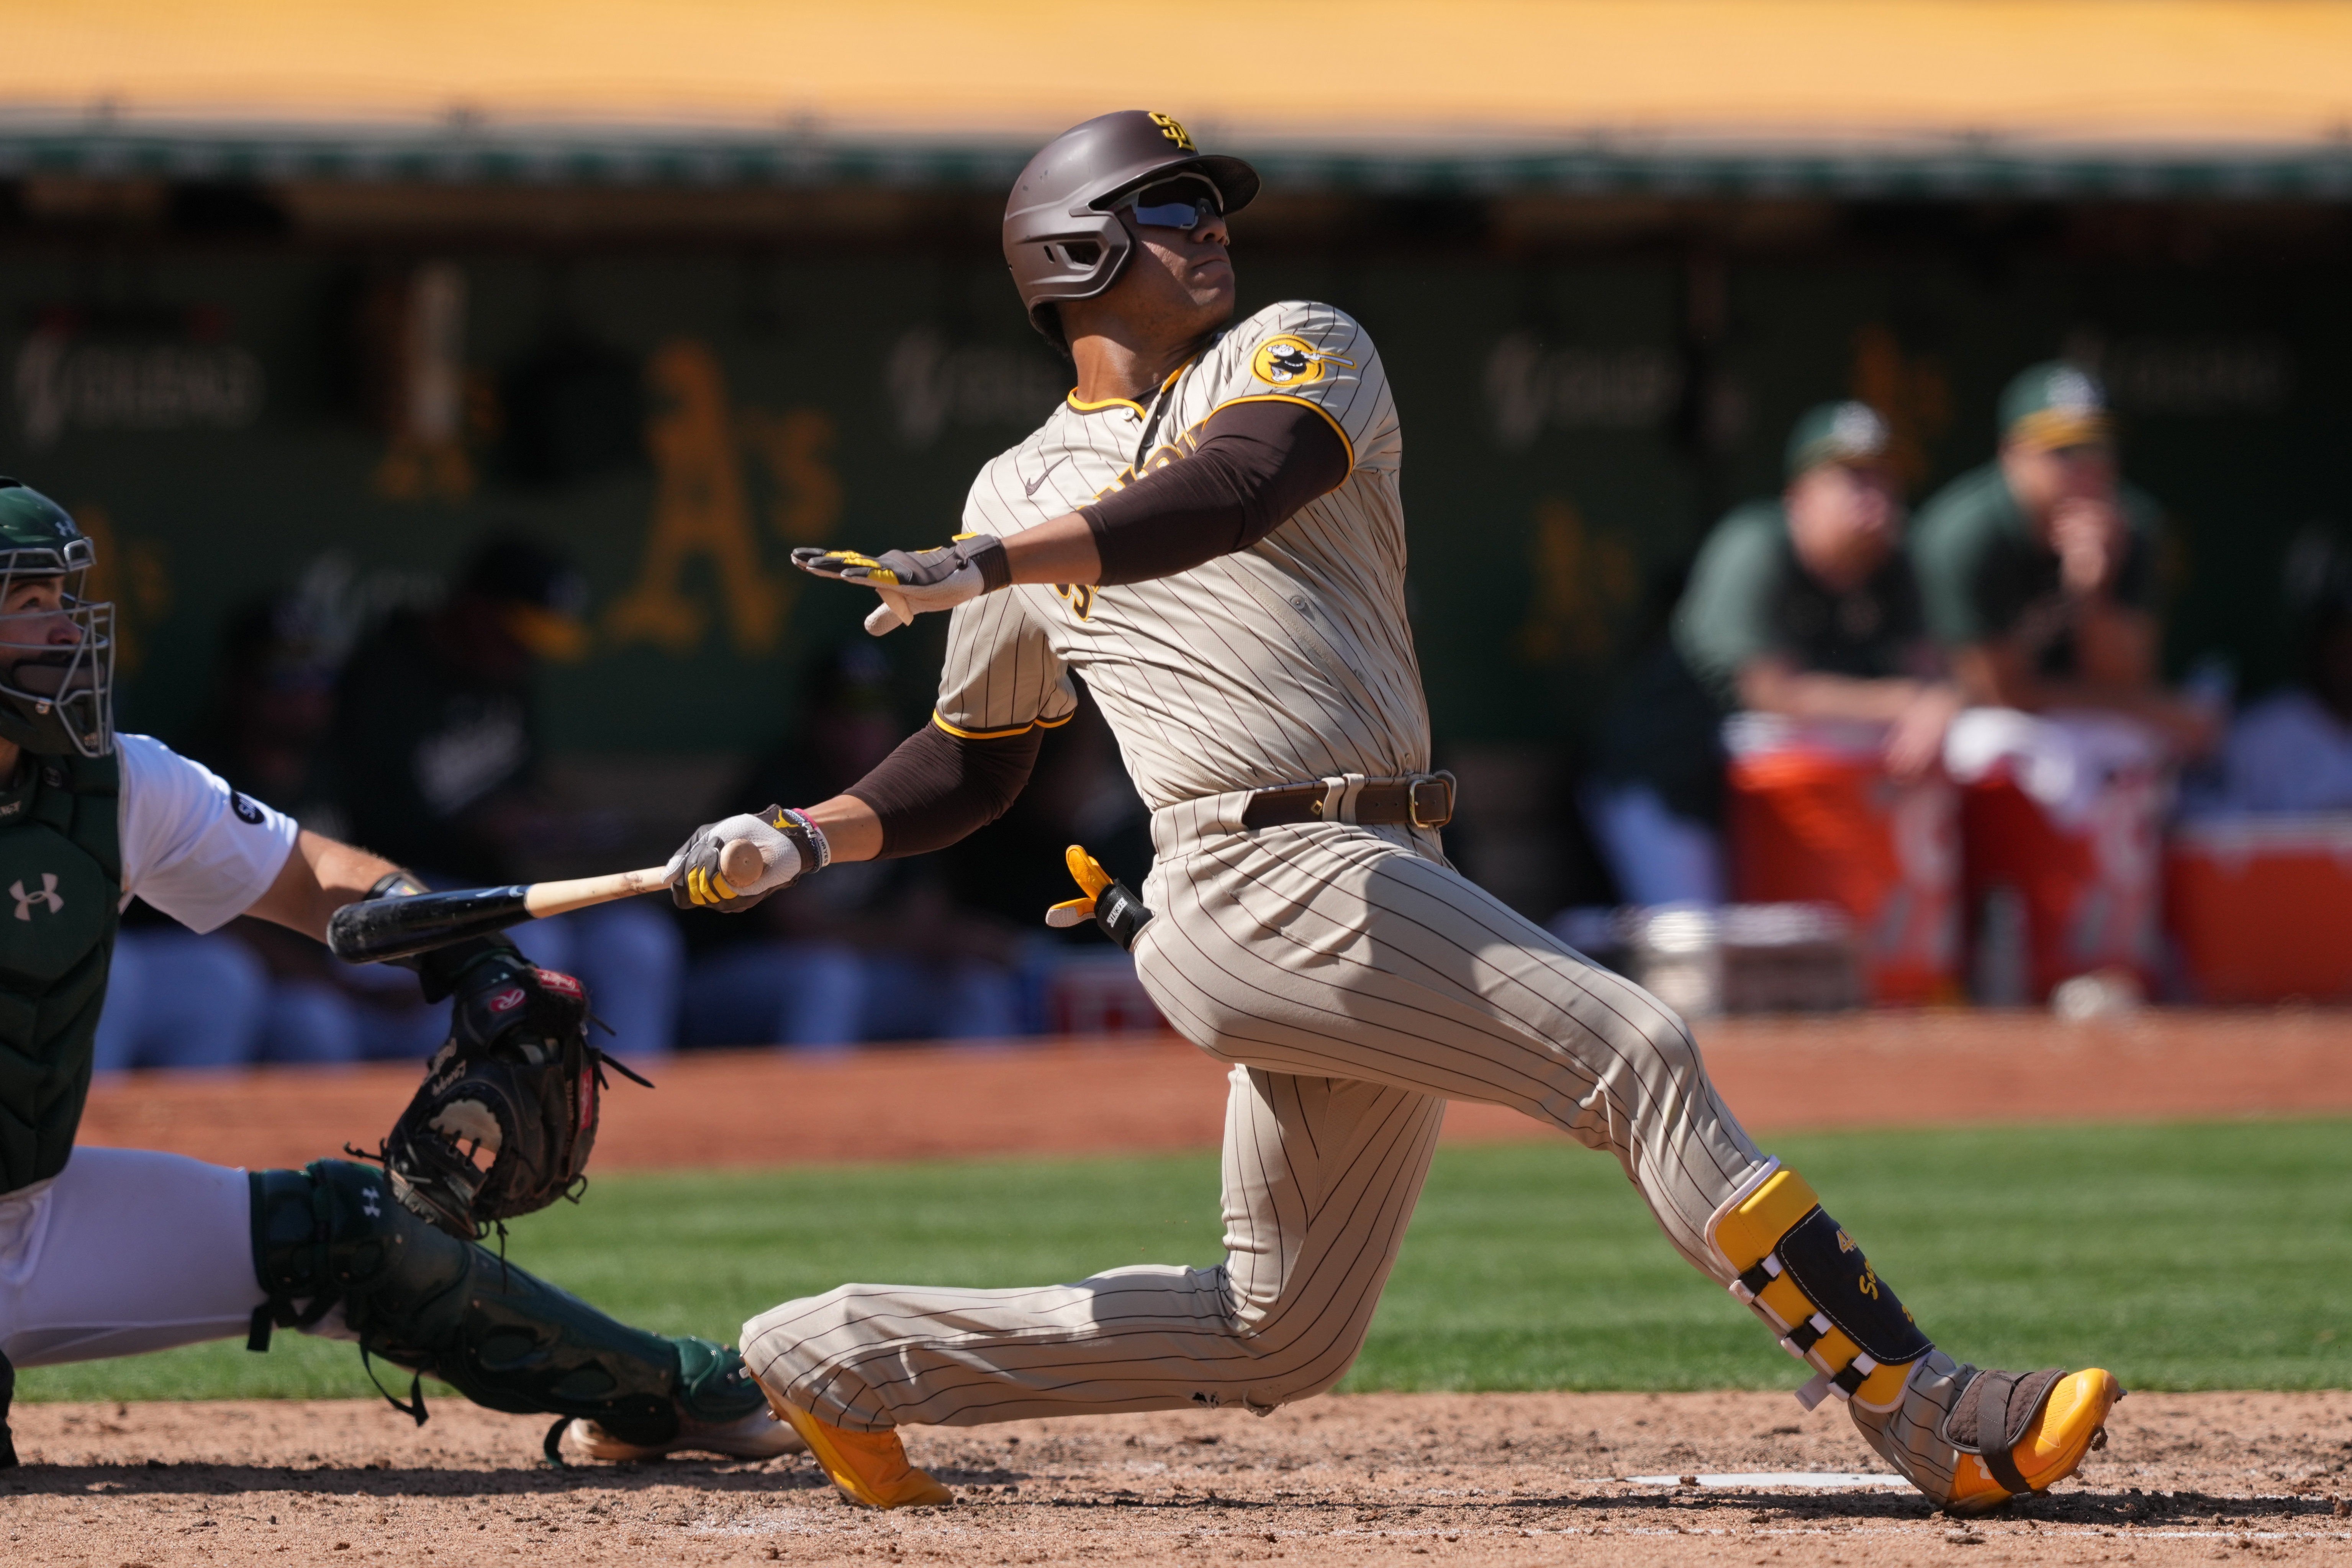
left=2214, top=544, right=2352, bottom=811
left=1674, top=401, right=1956, bottom=777
left=679, top=643, right=1020, bottom=1049
left=331, top=536, right=682, bottom=1057
left=169, top=596, right=440, bottom=1065
left=1910, top=362, right=2212, bottom=1001
left=98, top=598, right=346, bottom=1070
left=1582, top=401, right=1952, bottom=908
left=1910, top=363, right=2215, bottom=758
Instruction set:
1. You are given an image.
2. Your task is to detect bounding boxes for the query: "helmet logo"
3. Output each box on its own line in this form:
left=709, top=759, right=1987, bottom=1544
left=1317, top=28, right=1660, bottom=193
left=1251, top=335, right=1355, bottom=388
left=1148, top=113, right=1196, bottom=153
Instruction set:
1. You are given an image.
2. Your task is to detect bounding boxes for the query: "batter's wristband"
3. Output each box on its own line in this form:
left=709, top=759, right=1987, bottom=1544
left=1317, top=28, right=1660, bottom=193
left=770, top=806, right=832, bottom=874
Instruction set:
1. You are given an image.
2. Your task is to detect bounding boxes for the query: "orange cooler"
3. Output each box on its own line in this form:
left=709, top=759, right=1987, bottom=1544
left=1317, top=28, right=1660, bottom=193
left=2166, top=815, right=2352, bottom=1002
left=1725, top=720, right=1960, bottom=1005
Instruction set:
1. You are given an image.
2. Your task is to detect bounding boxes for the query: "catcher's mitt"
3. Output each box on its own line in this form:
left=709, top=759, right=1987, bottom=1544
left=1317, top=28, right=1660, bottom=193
left=371, top=953, right=642, bottom=1239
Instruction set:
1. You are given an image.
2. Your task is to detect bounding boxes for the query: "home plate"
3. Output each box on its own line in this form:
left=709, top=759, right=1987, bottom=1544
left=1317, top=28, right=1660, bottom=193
left=1626, top=1473, right=1911, bottom=1489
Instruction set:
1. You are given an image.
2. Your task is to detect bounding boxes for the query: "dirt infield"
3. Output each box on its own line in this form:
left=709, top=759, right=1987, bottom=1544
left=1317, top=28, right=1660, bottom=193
left=75, top=1009, right=2352, bottom=1173
left=7, top=1390, right=2348, bottom=1565
left=31, top=1014, right=2352, bottom=1561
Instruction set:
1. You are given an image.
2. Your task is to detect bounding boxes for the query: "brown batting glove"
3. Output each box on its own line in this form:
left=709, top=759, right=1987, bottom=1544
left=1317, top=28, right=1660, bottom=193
left=793, top=534, right=1011, bottom=635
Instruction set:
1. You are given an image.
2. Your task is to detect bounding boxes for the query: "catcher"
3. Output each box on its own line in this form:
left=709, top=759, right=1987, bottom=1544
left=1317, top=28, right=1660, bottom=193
left=0, top=478, right=795, bottom=1469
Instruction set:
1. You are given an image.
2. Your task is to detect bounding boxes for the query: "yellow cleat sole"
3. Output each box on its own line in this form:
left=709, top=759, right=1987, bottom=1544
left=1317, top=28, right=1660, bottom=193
left=776, top=1402, right=953, bottom=1511
left=1947, top=1368, right=2122, bottom=1516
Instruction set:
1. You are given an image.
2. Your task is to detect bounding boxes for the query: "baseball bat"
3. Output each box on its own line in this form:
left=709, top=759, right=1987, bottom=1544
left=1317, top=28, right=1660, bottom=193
left=327, top=838, right=767, bottom=965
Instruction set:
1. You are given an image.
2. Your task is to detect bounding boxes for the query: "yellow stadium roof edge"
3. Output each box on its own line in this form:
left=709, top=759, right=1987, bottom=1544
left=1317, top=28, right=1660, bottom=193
left=7, top=0, right=2352, bottom=198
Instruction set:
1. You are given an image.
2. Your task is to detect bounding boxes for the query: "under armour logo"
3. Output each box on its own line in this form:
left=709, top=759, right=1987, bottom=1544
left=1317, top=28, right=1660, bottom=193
left=362, top=1186, right=382, bottom=1218
left=10, top=874, right=62, bottom=921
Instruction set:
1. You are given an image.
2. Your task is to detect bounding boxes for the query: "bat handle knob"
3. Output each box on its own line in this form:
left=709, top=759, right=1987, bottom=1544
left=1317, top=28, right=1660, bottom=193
left=717, top=837, right=767, bottom=890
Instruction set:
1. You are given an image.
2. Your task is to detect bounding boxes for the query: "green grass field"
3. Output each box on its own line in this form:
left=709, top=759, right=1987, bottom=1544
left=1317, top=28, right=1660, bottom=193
left=20, top=1118, right=2350, bottom=1403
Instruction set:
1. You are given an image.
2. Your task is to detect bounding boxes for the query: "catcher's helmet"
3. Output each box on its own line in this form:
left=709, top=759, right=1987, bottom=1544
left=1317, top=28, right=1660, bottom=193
left=1003, top=110, right=1259, bottom=350
left=0, top=478, right=113, bottom=758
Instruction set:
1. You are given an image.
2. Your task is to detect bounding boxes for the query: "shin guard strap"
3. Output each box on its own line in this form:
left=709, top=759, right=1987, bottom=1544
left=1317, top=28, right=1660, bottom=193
left=1943, top=1366, right=2064, bottom=1497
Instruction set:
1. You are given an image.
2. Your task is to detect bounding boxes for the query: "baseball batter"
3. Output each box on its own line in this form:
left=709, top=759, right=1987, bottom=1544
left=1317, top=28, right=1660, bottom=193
left=0, top=480, right=796, bottom=1469
left=667, top=111, right=2120, bottom=1515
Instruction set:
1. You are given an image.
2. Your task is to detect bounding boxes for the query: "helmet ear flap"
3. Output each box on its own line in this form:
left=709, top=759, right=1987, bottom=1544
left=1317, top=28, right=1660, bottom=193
left=1018, top=215, right=1133, bottom=355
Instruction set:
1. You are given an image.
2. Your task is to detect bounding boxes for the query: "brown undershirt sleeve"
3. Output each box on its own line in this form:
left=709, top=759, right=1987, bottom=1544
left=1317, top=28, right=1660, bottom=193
left=1077, top=398, right=1350, bottom=586
left=842, top=719, right=1044, bottom=859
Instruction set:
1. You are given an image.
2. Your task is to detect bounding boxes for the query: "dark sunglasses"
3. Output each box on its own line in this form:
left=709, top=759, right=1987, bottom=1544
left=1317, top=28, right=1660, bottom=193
left=1119, top=175, right=1223, bottom=231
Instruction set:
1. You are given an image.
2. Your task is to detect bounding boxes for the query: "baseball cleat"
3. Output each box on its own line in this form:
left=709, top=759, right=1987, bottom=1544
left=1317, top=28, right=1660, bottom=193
left=1944, top=1367, right=2122, bottom=1516
left=556, top=1407, right=806, bottom=1465
left=771, top=1399, right=953, bottom=1509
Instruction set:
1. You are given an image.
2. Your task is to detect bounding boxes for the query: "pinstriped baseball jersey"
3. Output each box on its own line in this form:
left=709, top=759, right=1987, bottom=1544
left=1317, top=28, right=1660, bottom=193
left=740, top=300, right=1965, bottom=1504
left=933, top=301, right=1421, bottom=807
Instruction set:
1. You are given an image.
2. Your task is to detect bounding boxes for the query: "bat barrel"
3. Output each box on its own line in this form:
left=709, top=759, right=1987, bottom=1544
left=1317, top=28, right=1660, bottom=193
left=328, top=884, right=534, bottom=964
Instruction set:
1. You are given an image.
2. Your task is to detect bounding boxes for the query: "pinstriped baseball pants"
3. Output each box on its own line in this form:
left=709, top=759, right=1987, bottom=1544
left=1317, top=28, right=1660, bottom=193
left=740, top=791, right=1770, bottom=1431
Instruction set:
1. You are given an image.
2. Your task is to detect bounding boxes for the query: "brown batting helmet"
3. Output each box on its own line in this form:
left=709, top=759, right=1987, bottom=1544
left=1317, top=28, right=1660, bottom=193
left=1003, top=110, right=1259, bottom=350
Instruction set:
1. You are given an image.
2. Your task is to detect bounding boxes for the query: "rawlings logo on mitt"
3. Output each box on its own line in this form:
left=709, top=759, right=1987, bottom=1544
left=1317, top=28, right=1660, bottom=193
left=366, top=955, right=647, bottom=1239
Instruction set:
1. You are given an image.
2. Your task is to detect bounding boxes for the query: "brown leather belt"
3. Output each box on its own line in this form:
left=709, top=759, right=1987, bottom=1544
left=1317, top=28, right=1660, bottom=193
left=1240, top=774, right=1456, bottom=831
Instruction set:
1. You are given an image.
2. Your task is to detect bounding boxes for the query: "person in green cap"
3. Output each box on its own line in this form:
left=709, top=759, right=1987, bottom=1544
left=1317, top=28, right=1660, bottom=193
left=0, top=477, right=798, bottom=1470
left=1908, top=362, right=2215, bottom=756
left=1674, top=400, right=1959, bottom=779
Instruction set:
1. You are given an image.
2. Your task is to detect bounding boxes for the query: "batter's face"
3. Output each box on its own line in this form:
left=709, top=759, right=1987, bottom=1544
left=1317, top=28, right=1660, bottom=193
left=1785, top=460, right=1902, bottom=592
left=1069, top=199, right=1235, bottom=351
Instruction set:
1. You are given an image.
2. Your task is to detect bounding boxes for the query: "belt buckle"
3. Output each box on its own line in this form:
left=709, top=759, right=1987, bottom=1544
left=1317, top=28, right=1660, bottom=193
left=1408, top=774, right=1454, bottom=830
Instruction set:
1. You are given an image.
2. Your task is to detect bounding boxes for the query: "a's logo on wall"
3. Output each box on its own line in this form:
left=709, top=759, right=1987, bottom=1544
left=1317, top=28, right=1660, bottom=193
left=1148, top=113, right=1195, bottom=153
left=10, top=873, right=63, bottom=921
left=1251, top=336, right=1353, bottom=388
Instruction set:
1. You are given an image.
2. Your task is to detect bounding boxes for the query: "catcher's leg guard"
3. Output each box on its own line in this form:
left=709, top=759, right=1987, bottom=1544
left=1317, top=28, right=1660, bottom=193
left=247, top=1160, right=768, bottom=1449
left=1710, top=1163, right=1931, bottom=1412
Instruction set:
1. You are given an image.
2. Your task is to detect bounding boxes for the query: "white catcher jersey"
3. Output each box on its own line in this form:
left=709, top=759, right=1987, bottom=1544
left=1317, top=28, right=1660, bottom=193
left=937, top=300, right=1422, bottom=809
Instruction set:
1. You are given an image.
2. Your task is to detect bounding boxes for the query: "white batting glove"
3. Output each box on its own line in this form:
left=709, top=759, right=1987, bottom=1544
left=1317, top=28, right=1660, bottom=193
left=793, top=535, right=1011, bottom=635
left=665, top=806, right=830, bottom=912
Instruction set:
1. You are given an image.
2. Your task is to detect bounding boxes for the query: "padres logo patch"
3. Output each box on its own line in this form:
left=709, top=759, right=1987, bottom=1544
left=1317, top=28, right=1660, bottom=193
left=1148, top=112, right=1195, bottom=152
left=1251, top=335, right=1354, bottom=388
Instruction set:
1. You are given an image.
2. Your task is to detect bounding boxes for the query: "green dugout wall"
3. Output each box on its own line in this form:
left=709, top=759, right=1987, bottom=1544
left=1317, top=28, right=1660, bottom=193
left=2, top=195, right=2344, bottom=764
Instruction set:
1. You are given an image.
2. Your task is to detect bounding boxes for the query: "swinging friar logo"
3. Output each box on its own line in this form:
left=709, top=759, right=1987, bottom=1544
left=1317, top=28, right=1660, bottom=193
left=11, top=872, right=62, bottom=921
left=1251, top=334, right=1353, bottom=389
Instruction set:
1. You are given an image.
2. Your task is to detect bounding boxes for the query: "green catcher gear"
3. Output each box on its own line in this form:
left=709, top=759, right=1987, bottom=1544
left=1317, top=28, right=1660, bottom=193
left=249, top=1160, right=770, bottom=1451
left=0, top=746, right=121, bottom=1196
left=0, top=479, right=114, bottom=759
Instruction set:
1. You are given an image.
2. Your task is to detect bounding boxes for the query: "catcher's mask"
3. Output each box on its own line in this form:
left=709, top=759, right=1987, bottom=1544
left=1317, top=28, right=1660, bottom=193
left=1002, top=110, right=1259, bottom=355
left=0, top=478, right=114, bottom=759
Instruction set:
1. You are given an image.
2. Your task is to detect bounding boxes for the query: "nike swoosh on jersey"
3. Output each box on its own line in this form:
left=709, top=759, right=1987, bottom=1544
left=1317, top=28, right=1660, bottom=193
left=1024, top=456, right=1069, bottom=498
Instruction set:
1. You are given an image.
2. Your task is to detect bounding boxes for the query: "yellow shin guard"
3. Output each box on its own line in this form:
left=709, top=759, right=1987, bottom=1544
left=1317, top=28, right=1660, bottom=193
left=1712, top=1165, right=1930, bottom=1411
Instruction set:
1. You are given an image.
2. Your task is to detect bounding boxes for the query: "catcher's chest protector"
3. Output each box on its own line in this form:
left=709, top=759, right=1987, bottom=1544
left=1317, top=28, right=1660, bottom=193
left=0, top=751, right=120, bottom=1195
